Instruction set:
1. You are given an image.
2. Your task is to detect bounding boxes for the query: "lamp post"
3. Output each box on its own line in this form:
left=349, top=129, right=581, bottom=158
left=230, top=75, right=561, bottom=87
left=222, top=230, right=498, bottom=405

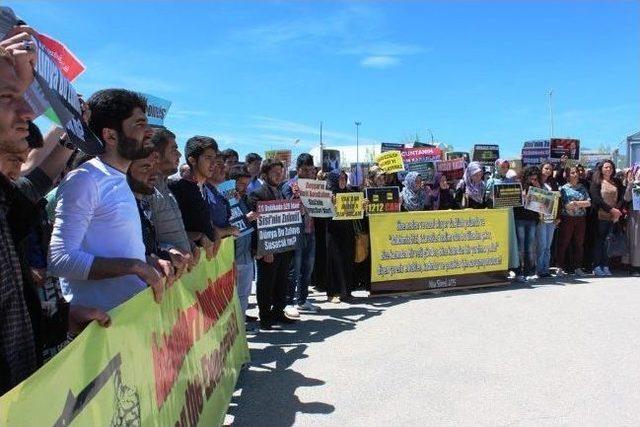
left=548, top=90, right=555, bottom=138
left=355, top=121, right=361, bottom=186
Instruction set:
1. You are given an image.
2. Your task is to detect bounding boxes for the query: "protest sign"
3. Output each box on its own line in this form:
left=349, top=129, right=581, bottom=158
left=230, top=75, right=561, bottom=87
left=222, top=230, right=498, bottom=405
left=525, top=186, right=555, bottom=215
left=446, top=151, right=470, bottom=163
left=334, top=192, right=364, bottom=220
left=297, top=178, right=336, bottom=218
left=381, top=142, right=405, bottom=152
left=138, top=92, right=172, bottom=127
left=401, top=147, right=442, bottom=162
left=375, top=150, right=405, bottom=174
left=256, top=200, right=302, bottom=255
left=413, top=141, right=436, bottom=148
left=521, top=140, right=550, bottom=167
left=472, top=145, right=500, bottom=165
left=349, top=162, right=370, bottom=187
left=36, top=33, right=85, bottom=81
left=365, top=186, right=400, bottom=214
left=0, top=7, right=104, bottom=155
left=550, top=138, right=580, bottom=160
left=632, top=184, right=640, bottom=211
left=436, top=159, right=465, bottom=181
left=217, top=180, right=252, bottom=237
left=0, top=239, right=249, bottom=427
left=321, top=149, right=341, bottom=173
left=368, top=210, right=509, bottom=285
left=580, top=152, right=609, bottom=169
left=492, top=183, right=523, bottom=208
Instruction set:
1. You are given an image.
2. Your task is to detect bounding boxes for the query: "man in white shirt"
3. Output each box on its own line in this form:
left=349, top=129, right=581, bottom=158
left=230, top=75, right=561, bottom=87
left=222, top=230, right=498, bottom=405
left=48, top=89, right=165, bottom=312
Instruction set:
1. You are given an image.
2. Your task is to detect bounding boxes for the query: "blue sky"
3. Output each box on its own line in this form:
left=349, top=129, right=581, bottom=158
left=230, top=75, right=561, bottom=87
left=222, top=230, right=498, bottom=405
left=15, top=1, right=639, bottom=160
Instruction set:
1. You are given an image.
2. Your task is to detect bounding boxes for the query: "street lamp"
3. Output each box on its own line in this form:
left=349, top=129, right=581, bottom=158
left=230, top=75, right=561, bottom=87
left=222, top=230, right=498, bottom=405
left=355, top=121, right=361, bottom=186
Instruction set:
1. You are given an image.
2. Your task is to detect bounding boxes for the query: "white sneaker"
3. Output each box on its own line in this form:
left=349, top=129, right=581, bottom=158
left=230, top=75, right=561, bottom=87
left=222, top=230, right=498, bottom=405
left=574, top=268, right=587, bottom=277
left=603, top=267, right=613, bottom=276
left=593, top=266, right=605, bottom=276
left=555, top=269, right=567, bottom=277
left=296, top=302, right=320, bottom=312
left=284, top=305, right=300, bottom=318
left=526, top=274, right=539, bottom=282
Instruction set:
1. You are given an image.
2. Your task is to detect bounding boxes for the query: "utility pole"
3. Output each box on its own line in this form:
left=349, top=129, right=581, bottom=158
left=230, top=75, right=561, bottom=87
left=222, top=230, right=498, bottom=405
left=548, top=90, right=555, bottom=138
left=355, top=121, right=361, bottom=186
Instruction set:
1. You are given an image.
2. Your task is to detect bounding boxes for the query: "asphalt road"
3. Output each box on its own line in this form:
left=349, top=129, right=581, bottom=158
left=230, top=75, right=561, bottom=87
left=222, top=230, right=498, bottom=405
left=225, top=275, right=640, bottom=426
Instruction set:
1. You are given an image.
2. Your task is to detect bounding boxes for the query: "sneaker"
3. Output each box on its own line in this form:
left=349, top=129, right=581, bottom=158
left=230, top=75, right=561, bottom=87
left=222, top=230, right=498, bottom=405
left=593, top=266, right=605, bottom=276
left=296, top=301, right=320, bottom=312
left=602, top=266, right=613, bottom=276
left=555, top=269, right=567, bottom=277
left=574, top=268, right=587, bottom=277
left=526, top=274, right=539, bottom=282
left=284, top=305, right=300, bottom=318
left=330, top=296, right=341, bottom=304
left=515, top=275, right=526, bottom=283
left=632, top=270, right=640, bottom=277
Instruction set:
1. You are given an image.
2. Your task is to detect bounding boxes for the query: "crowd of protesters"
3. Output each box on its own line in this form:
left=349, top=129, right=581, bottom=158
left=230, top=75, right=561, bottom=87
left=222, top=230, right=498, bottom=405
left=1, top=23, right=639, bottom=398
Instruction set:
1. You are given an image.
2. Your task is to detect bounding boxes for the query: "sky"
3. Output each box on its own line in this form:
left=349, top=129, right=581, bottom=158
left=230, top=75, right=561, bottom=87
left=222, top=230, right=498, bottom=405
left=14, top=1, right=640, bottom=160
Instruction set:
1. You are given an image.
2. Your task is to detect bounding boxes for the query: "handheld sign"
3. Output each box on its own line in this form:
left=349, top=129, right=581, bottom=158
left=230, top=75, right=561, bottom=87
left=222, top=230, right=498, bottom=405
left=0, top=7, right=104, bottom=155
left=445, top=151, right=470, bottom=163
left=381, top=142, right=404, bottom=153
left=334, top=192, right=364, bottom=220
left=436, top=159, right=465, bottom=181
left=524, top=186, right=555, bottom=215
left=297, top=179, right=335, bottom=218
left=216, top=180, right=252, bottom=237
left=375, top=150, right=405, bottom=174
left=492, top=183, right=523, bottom=208
left=550, top=138, right=580, bottom=160
left=632, top=184, right=640, bottom=211
left=365, top=186, right=400, bottom=214
left=256, top=200, right=302, bottom=256
left=472, top=145, right=500, bottom=165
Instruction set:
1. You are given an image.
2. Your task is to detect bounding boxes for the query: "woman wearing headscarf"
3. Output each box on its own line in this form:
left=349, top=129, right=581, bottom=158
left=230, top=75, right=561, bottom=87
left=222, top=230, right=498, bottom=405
left=400, top=172, right=428, bottom=211
left=455, top=161, right=488, bottom=208
left=325, top=170, right=355, bottom=303
left=623, top=165, right=640, bottom=276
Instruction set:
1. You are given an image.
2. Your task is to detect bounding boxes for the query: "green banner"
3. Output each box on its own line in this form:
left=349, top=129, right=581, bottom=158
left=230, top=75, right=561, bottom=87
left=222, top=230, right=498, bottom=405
left=0, top=238, right=249, bottom=426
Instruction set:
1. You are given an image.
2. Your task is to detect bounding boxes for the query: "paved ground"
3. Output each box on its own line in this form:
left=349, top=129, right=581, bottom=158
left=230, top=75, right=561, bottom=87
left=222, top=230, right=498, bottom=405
left=225, top=275, right=640, bottom=426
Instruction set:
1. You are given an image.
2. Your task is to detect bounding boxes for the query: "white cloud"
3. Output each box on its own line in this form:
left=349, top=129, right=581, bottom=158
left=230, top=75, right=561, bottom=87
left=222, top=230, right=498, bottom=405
left=360, top=56, right=400, bottom=69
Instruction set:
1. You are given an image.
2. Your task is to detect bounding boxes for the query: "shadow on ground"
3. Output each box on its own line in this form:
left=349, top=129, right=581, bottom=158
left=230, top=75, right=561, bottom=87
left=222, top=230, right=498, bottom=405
left=226, top=296, right=403, bottom=426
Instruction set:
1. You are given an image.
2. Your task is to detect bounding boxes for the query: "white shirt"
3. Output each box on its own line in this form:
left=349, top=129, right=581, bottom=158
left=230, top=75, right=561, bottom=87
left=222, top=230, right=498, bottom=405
left=48, top=157, right=147, bottom=311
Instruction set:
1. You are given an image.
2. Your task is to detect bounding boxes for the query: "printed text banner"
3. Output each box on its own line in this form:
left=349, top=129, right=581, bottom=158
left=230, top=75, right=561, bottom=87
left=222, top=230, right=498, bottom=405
left=369, top=209, right=509, bottom=283
left=0, top=238, right=249, bottom=427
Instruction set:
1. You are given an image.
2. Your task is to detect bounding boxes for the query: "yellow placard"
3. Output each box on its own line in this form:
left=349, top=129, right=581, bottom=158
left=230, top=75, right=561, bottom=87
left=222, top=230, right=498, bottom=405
left=0, top=238, right=249, bottom=427
left=369, top=209, right=509, bottom=282
left=334, top=192, right=364, bottom=220
left=375, top=150, right=405, bottom=173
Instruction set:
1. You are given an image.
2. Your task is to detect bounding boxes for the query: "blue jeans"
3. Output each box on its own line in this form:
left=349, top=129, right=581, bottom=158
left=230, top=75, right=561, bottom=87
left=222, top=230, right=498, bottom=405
left=235, top=262, right=254, bottom=316
left=515, top=219, right=537, bottom=276
left=592, top=220, right=613, bottom=268
left=536, top=222, right=555, bottom=275
left=287, top=232, right=316, bottom=305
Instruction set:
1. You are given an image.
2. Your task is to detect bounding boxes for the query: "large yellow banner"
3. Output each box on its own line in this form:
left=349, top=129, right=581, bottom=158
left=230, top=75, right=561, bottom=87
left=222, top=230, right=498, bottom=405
left=0, top=238, right=249, bottom=426
left=369, top=209, right=509, bottom=282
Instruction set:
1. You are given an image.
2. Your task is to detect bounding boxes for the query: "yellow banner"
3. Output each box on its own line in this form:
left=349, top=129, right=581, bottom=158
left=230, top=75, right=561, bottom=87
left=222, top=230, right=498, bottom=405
left=369, top=209, right=509, bottom=282
left=0, top=238, right=249, bottom=426
left=334, top=192, right=364, bottom=220
left=375, top=150, right=405, bottom=173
